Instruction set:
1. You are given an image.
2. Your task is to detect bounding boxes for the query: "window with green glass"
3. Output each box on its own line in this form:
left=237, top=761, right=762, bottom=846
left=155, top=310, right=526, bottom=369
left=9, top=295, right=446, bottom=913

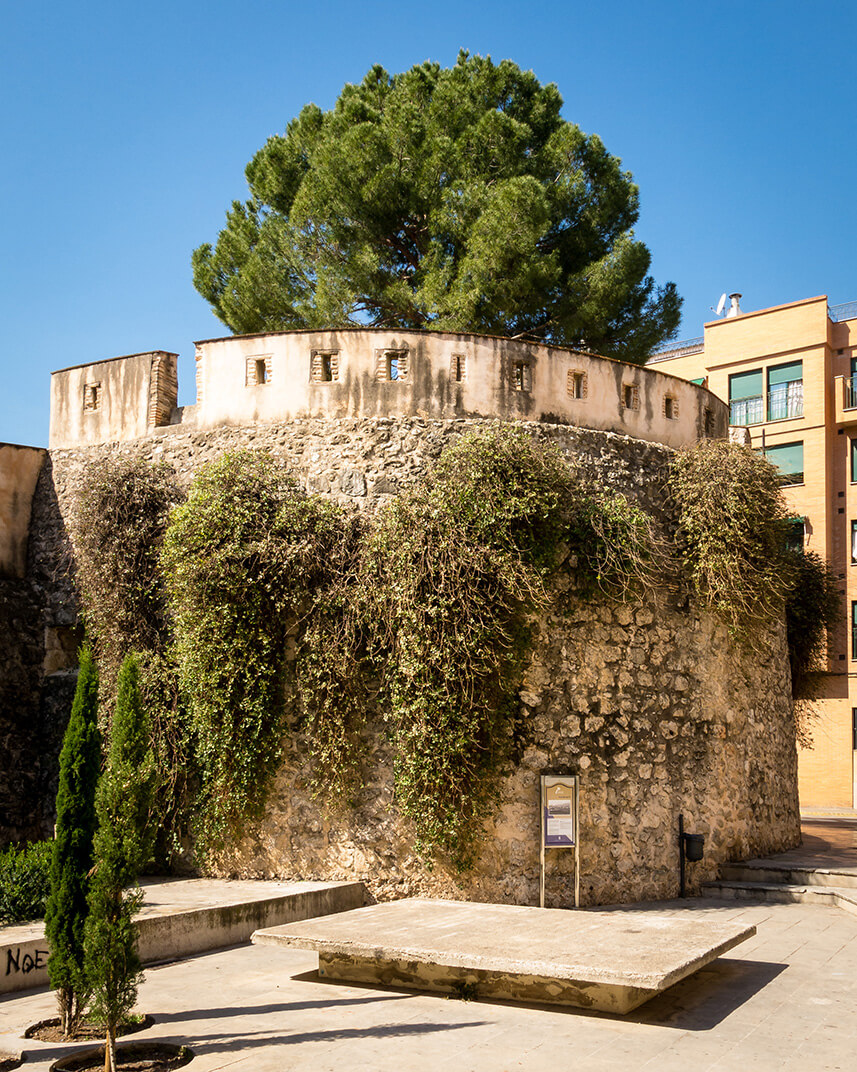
left=767, top=361, right=803, bottom=421
left=764, top=442, right=803, bottom=486
left=851, top=439, right=857, bottom=483
left=729, top=369, right=763, bottom=426
left=852, top=603, right=857, bottom=660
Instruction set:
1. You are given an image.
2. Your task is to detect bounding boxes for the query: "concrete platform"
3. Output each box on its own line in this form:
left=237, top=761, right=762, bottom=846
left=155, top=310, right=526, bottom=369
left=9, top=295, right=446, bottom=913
left=1, top=878, right=364, bottom=995
left=251, top=897, right=756, bottom=1014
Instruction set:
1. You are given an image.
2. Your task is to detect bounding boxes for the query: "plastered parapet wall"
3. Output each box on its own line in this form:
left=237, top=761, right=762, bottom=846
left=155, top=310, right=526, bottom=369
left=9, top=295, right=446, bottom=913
left=0, top=444, right=46, bottom=579
left=49, top=329, right=728, bottom=450
left=35, top=415, right=800, bottom=903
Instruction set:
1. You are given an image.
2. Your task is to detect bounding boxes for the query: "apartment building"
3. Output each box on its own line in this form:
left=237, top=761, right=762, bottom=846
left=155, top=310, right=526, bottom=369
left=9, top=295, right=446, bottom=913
left=649, top=294, right=857, bottom=810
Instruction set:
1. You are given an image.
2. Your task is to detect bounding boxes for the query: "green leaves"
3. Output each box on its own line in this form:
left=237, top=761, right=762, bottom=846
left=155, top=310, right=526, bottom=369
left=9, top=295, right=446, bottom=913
left=161, top=452, right=350, bottom=855
left=193, top=53, right=680, bottom=361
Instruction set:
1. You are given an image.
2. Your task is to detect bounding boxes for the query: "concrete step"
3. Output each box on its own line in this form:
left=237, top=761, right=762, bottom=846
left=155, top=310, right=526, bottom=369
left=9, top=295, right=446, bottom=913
left=703, top=879, right=857, bottom=918
left=719, top=862, right=857, bottom=889
left=0, top=877, right=365, bottom=996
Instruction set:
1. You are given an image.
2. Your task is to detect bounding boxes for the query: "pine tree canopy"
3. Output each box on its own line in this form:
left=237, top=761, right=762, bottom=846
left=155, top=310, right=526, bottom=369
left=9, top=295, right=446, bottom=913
left=192, top=52, right=681, bottom=363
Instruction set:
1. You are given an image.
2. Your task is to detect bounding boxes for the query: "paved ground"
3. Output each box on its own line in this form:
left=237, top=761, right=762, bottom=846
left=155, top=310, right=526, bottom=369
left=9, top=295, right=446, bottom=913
left=2, top=821, right=857, bottom=1071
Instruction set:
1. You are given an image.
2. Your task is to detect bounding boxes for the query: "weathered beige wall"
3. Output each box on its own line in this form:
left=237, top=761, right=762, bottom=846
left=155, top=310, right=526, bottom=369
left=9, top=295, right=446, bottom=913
left=50, top=351, right=177, bottom=449
left=40, top=414, right=799, bottom=905
left=49, top=330, right=727, bottom=450
left=0, top=443, right=46, bottom=578
left=193, top=329, right=725, bottom=448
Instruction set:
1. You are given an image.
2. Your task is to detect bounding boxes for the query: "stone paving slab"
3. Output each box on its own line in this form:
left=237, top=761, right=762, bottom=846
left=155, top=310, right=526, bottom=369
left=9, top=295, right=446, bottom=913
left=1, top=897, right=855, bottom=1072
left=0, top=878, right=364, bottom=995
left=252, top=898, right=755, bottom=1013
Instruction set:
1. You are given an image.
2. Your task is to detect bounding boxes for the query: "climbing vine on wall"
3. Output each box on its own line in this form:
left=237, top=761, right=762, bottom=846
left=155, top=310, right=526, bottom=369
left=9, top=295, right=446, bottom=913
left=362, top=427, right=661, bottom=868
left=70, top=428, right=805, bottom=874
left=160, top=452, right=349, bottom=855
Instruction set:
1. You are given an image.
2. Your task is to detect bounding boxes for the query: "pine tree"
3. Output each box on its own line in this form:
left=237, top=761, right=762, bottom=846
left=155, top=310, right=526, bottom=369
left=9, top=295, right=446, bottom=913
left=84, top=653, right=155, bottom=1072
left=45, top=644, right=102, bottom=1038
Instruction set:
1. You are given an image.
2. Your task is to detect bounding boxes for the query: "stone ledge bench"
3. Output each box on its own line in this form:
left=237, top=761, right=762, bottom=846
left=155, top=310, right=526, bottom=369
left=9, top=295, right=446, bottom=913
left=1, top=878, right=365, bottom=995
left=252, top=897, right=755, bottom=1014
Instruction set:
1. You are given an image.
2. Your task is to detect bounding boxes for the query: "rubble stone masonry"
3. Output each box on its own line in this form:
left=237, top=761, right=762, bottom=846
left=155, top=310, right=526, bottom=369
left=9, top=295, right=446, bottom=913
left=26, top=414, right=800, bottom=904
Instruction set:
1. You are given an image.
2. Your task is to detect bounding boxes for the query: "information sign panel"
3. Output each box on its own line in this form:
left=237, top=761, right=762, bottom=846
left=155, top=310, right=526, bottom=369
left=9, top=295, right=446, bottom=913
left=541, top=775, right=577, bottom=848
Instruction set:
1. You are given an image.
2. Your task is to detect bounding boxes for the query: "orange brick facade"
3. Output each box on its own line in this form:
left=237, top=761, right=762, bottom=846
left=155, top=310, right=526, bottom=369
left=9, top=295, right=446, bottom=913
left=650, top=295, right=857, bottom=810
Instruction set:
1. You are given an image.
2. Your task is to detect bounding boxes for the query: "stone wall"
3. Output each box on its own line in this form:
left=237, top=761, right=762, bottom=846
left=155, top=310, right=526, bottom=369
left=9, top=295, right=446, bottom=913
left=31, top=415, right=800, bottom=902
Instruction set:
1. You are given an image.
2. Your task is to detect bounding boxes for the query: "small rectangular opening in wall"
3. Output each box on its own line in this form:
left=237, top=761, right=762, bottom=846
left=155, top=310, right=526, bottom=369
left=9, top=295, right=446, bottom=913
left=567, top=369, right=587, bottom=399
left=623, top=383, right=639, bottom=410
left=83, top=382, right=101, bottom=412
left=513, top=362, right=531, bottom=391
left=376, top=349, right=408, bottom=382
left=311, top=350, right=340, bottom=382
left=451, top=354, right=466, bottom=382
left=246, top=356, right=272, bottom=386
left=704, top=408, right=715, bottom=437
left=664, top=395, right=678, bottom=420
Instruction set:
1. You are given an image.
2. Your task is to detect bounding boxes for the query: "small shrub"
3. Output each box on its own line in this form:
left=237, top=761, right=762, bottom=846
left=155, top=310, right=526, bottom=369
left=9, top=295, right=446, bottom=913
left=0, top=841, right=53, bottom=924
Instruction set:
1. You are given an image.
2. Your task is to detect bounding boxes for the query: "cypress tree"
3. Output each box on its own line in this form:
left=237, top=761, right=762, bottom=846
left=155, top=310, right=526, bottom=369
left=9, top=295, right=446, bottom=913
left=84, top=652, right=155, bottom=1072
left=45, top=644, right=102, bottom=1038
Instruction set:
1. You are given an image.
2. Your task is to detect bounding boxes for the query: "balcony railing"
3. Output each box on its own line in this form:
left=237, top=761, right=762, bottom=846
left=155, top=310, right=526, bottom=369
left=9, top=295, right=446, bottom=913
left=845, top=376, right=857, bottom=411
left=729, top=386, right=803, bottom=426
left=767, top=382, right=803, bottom=421
left=830, top=301, right=857, bottom=323
left=730, top=396, right=764, bottom=426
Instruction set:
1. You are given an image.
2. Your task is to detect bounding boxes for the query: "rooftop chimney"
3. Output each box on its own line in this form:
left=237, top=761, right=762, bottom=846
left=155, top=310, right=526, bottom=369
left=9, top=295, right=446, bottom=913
left=725, top=293, right=742, bottom=318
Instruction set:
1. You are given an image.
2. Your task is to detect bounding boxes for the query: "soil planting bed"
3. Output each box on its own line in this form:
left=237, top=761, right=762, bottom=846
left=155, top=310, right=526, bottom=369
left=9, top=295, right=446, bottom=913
left=50, top=1042, right=192, bottom=1072
left=25, top=1016, right=154, bottom=1043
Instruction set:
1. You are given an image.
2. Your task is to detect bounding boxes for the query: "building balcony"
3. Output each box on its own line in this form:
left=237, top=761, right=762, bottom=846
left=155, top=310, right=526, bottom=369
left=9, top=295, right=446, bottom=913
left=729, top=388, right=803, bottom=426
left=835, top=375, right=857, bottom=425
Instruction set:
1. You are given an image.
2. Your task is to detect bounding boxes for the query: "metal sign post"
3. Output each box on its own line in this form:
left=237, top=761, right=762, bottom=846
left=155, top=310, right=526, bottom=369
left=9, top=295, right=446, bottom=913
left=540, top=774, right=579, bottom=908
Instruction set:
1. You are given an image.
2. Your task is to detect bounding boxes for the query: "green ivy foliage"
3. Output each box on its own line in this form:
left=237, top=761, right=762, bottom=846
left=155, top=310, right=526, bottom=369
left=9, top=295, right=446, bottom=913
left=160, top=451, right=348, bottom=854
left=69, top=429, right=804, bottom=875
left=363, top=427, right=658, bottom=868
left=71, top=458, right=182, bottom=676
left=668, top=439, right=795, bottom=638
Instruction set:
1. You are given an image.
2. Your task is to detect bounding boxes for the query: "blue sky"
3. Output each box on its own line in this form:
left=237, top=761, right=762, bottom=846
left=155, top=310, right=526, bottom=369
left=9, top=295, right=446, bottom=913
left=2, top=0, right=854, bottom=447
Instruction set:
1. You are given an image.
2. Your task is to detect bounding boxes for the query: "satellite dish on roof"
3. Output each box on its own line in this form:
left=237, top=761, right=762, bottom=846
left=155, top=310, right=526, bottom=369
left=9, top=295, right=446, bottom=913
left=710, top=293, right=727, bottom=317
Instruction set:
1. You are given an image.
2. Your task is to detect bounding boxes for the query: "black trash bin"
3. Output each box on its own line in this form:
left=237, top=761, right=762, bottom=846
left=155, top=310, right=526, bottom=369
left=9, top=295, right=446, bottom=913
left=684, top=833, right=705, bottom=862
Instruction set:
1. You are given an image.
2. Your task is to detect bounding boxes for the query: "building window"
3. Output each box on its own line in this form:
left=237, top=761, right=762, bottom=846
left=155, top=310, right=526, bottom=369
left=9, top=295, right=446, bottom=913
left=853, top=708, right=857, bottom=750
left=663, top=395, right=678, bottom=420
left=767, top=361, right=803, bottom=421
left=246, top=356, right=272, bottom=386
left=622, top=383, right=640, bottom=410
left=729, top=369, right=763, bottom=425
left=567, top=369, right=587, bottom=399
left=450, top=354, right=466, bottom=382
left=375, top=349, right=409, bottom=382
left=786, top=517, right=805, bottom=553
left=83, top=382, right=101, bottom=412
left=513, top=362, right=531, bottom=391
left=764, top=441, right=804, bottom=486
left=851, top=439, right=857, bottom=483
left=311, top=350, right=339, bottom=382
left=852, top=520, right=857, bottom=564
left=852, top=603, right=857, bottom=661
